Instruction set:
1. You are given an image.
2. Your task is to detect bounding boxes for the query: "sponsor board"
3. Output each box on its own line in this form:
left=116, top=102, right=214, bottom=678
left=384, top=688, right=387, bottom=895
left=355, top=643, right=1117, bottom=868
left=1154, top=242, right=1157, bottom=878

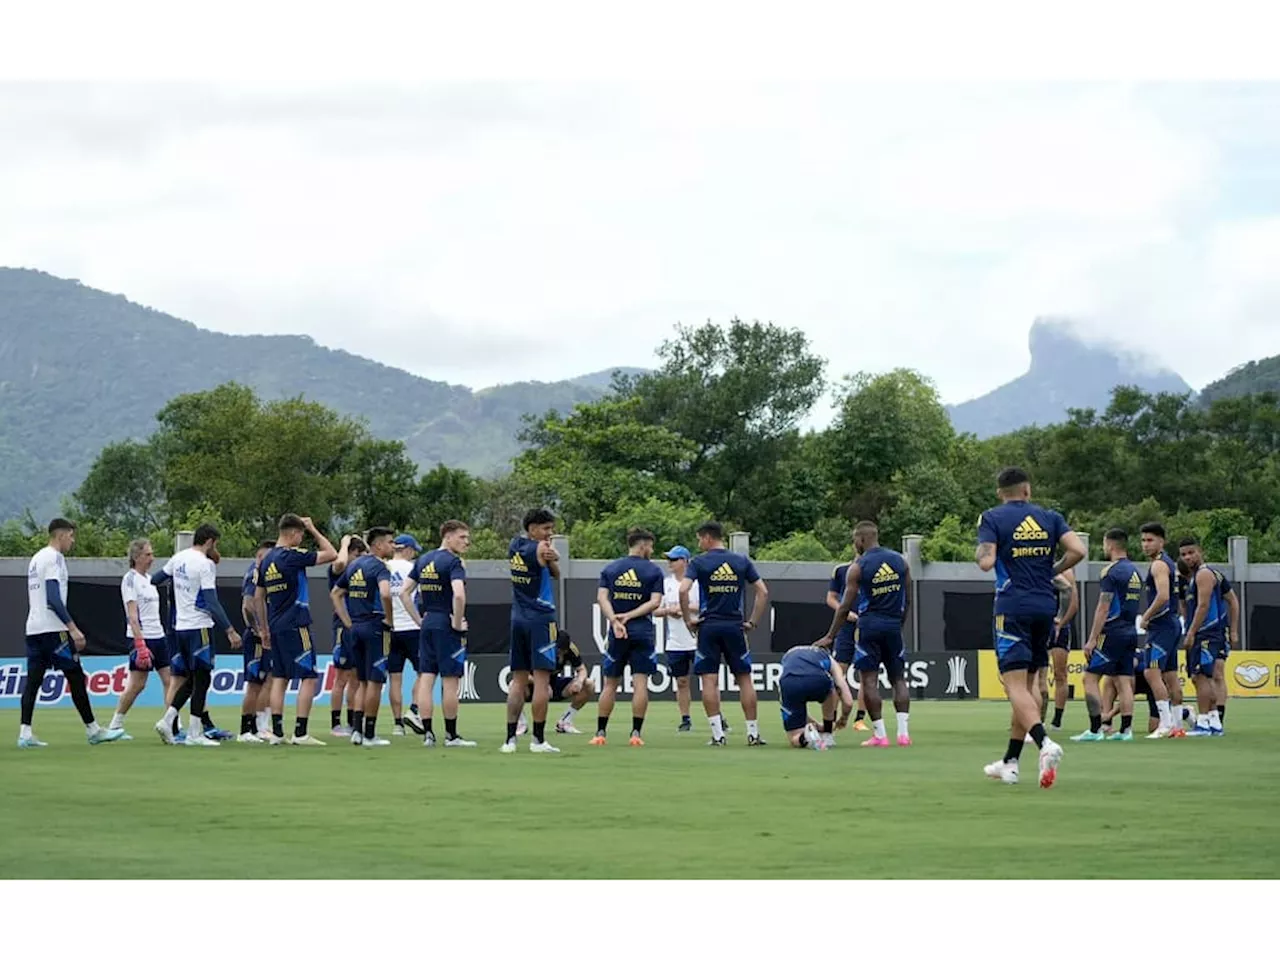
left=976, top=650, right=1280, bottom=699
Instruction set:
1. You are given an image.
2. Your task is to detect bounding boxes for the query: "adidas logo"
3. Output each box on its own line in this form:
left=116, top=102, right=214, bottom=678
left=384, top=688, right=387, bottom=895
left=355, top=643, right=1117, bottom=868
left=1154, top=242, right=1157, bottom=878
left=421, top=561, right=438, bottom=580
left=1012, top=516, right=1049, bottom=541
left=710, top=563, right=737, bottom=582
left=872, top=562, right=898, bottom=584
left=1129, top=571, right=1142, bottom=588
left=349, top=569, right=366, bottom=586
left=510, top=552, right=529, bottom=572
left=615, top=568, right=642, bottom=587
left=264, top=562, right=282, bottom=581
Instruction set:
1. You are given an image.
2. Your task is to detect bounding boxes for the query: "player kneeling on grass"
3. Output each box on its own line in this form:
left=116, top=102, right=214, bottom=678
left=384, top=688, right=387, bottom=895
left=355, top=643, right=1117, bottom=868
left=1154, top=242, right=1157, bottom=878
left=779, top=645, right=854, bottom=750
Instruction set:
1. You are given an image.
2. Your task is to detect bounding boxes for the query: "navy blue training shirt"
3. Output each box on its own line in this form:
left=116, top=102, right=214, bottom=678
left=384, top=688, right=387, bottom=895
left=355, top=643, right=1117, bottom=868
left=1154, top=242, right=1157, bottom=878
left=598, top=555, right=665, bottom=640
left=509, top=536, right=556, bottom=623
left=686, top=548, right=760, bottom=622
left=412, top=548, right=467, bottom=620
left=977, top=501, right=1071, bottom=618
left=1099, top=557, right=1142, bottom=629
left=335, top=555, right=390, bottom=623
left=853, top=546, right=908, bottom=626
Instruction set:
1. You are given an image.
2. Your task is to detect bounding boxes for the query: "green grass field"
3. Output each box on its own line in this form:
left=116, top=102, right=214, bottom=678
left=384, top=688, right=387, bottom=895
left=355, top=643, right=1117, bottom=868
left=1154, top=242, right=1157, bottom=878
left=4, top=701, right=1278, bottom=879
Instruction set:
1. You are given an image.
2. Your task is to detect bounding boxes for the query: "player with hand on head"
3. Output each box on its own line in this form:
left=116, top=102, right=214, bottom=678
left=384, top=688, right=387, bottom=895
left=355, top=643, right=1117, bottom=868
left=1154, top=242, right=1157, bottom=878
left=976, top=468, right=1083, bottom=788
left=331, top=527, right=397, bottom=747
left=778, top=645, right=855, bottom=750
left=327, top=535, right=365, bottom=738
left=107, top=539, right=171, bottom=741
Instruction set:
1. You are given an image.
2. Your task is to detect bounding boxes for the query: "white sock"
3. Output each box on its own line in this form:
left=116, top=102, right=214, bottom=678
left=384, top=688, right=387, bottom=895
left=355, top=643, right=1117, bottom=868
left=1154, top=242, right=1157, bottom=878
left=561, top=707, right=577, bottom=724
left=256, top=713, right=268, bottom=734
left=1208, top=709, right=1222, bottom=730
left=162, top=706, right=178, bottom=726
left=20, top=724, right=32, bottom=739
left=896, top=711, right=910, bottom=738
left=709, top=714, right=725, bottom=739
left=189, top=716, right=203, bottom=738
left=1156, top=701, right=1170, bottom=728
left=872, top=718, right=886, bottom=739
left=110, top=712, right=126, bottom=729
left=85, top=720, right=101, bottom=735
left=746, top=719, right=759, bottom=738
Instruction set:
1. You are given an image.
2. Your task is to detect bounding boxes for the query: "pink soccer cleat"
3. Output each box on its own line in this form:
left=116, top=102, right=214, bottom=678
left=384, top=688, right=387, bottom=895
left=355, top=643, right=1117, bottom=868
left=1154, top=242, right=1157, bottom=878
left=861, top=736, right=890, bottom=747
left=896, top=735, right=912, bottom=747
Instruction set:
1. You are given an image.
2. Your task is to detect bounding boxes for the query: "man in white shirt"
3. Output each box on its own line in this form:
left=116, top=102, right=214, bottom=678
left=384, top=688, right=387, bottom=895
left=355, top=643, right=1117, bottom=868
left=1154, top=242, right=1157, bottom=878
left=108, top=539, right=172, bottom=739
left=657, top=546, right=699, bottom=733
left=386, top=534, right=425, bottom=736
left=19, top=518, right=127, bottom=748
left=152, top=523, right=241, bottom=747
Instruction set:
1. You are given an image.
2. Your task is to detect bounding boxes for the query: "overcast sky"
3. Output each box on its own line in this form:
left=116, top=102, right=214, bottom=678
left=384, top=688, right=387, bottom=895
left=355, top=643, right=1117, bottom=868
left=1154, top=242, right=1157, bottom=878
left=3, top=82, right=1280, bottom=407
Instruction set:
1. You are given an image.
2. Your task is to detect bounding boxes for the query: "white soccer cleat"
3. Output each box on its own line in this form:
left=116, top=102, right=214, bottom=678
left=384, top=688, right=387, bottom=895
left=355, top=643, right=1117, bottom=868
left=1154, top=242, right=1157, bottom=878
left=259, top=730, right=284, bottom=745
left=1146, top=726, right=1173, bottom=740
left=330, top=725, right=352, bottom=738
left=17, top=734, right=48, bottom=749
left=236, top=732, right=264, bottom=744
left=555, top=721, right=583, bottom=735
left=422, top=732, right=437, bottom=748
left=350, top=732, right=364, bottom=746
left=984, top=759, right=1019, bottom=784
left=108, top=728, right=134, bottom=741
left=444, top=736, right=477, bottom=747
left=362, top=736, right=391, bottom=747
left=288, top=734, right=327, bottom=746
left=500, top=739, right=518, bottom=754
left=403, top=714, right=426, bottom=736
left=530, top=740, right=561, bottom=754
left=1038, top=740, right=1064, bottom=789
left=392, top=725, right=406, bottom=737
left=154, top=720, right=176, bottom=745
left=821, top=732, right=836, bottom=748
left=184, top=733, right=220, bottom=747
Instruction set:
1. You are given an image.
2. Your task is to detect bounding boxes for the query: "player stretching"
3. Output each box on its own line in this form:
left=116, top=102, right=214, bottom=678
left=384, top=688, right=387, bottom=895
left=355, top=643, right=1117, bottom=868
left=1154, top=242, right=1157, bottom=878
left=332, top=527, right=396, bottom=747
left=502, top=508, right=562, bottom=754
left=236, top=539, right=276, bottom=743
left=1073, top=529, right=1141, bottom=742
left=1138, top=523, right=1181, bottom=738
left=106, top=539, right=171, bottom=740
left=18, top=519, right=127, bottom=748
left=825, top=551, right=868, bottom=733
left=386, top=534, right=424, bottom=736
left=404, top=520, right=476, bottom=748
left=820, top=522, right=912, bottom=747
left=327, top=535, right=365, bottom=738
left=1046, top=571, right=1078, bottom=731
left=977, top=468, right=1082, bottom=788
left=680, top=521, right=769, bottom=747
left=153, top=524, right=241, bottom=747
left=591, top=528, right=665, bottom=747
left=778, top=645, right=855, bottom=750
left=1179, top=538, right=1237, bottom=737
left=256, top=514, right=337, bottom=746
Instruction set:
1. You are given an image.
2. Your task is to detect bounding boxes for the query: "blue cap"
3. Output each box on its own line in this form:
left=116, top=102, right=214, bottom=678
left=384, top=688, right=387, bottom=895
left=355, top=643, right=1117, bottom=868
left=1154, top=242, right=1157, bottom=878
left=393, top=534, right=422, bottom=552
left=664, top=545, right=692, bottom=560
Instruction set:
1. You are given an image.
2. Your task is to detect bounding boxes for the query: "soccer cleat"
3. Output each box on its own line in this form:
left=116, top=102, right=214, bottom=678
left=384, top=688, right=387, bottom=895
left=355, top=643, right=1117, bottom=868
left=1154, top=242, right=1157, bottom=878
left=1210, top=727, right=1225, bottom=737
left=821, top=732, right=836, bottom=748
left=1107, top=730, right=1134, bottom=742
left=1146, top=726, right=1173, bottom=739
left=747, top=734, right=767, bottom=746
left=983, top=759, right=1019, bottom=784
left=203, top=727, right=233, bottom=741
left=236, top=732, right=264, bottom=744
left=853, top=720, right=869, bottom=732
left=861, top=736, right=890, bottom=747
left=500, top=739, right=518, bottom=754
left=629, top=735, right=645, bottom=747
left=1187, top=725, right=1214, bottom=737
left=392, top=725, right=406, bottom=737
left=530, top=740, right=561, bottom=754
left=444, top=736, right=477, bottom=747
left=402, top=714, right=425, bottom=736
left=1070, top=730, right=1105, bottom=742
left=154, top=720, right=176, bottom=745
left=677, top=719, right=692, bottom=733
left=88, top=727, right=127, bottom=745
left=1168, top=727, right=1187, bottom=738
left=260, top=731, right=284, bottom=745
left=422, top=732, right=437, bottom=748
left=1049, top=722, right=1063, bottom=732
left=350, top=732, right=364, bottom=746
left=184, top=733, right=220, bottom=747
left=515, top=715, right=528, bottom=737
left=331, top=725, right=353, bottom=738
left=110, top=729, right=134, bottom=741
left=361, top=736, right=391, bottom=747
left=589, top=735, right=607, bottom=746
left=897, top=735, right=912, bottom=747
left=288, top=734, right=327, bottom=746
left=174, top=730, right=187, bottom=743
left=707, top=737, right=726, bottom=747
left=1038, top=740, right=1064, bottom=789
left=555, top=721, right=583, bottom=735
left=17, top=734, right=48, bottom=749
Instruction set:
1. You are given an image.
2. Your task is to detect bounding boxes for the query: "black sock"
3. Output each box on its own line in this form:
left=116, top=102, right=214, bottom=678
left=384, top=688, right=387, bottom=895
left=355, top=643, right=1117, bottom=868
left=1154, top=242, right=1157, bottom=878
left=410, top=703, right=420, bottom=716
left=1218, top=703, right=1226, bottom=723
left=681, top=714, right=690, bottom=723
left=1003, top=737, right=1025, bottom=763
left=423, top=717, right=433, bottom=734
left=353, top=711, right=363, bottom=734
left=241, top=714, right=254, bottom=735
left=272, top=714, right=284, bottom=738
left=445, top=717, right=458, bottom=739
left=597, top=716, right=610, bottom=735
left=331, top=710, right=341, bottom=728
left=1089, top=710, right=1102, bottom=733
left=855, top=709, right=866, bottom=722
left=1121, top=714, right=1132, bottom=732
left=364, top=716, right=376, bottom=739
left=173, top=716, right=181, bottom=736
left=533, top=720, right=546, bottom=743
left=822, top=718, right=834, bottom=734
left=506, top=721, right=517, bottom=742
left=347, top=708, right=355, bottom=727
left=19, top=665, right=45, bottom=725
left=295, top=716, right=309, bottom=737
left=65, top=669, right=96, bottom=725
left=1052, top=707, right=1064, bottom=727
left=1028, top=723, right=1047, bottom=749
left=199, top=711, right=214, bottom=732
left=632, top=717, right=645, bottom=736
left=395, top=717, right=404, bottom=728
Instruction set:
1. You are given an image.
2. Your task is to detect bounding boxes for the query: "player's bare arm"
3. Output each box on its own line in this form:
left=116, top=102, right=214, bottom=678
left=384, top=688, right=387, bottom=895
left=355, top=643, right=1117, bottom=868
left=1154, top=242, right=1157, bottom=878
left=821, top=562, right=861, bottom=642
left=1053, top=530, right=1087, bottom=577
left=1184, top=567, right=1215, bottom=649
left=331, top=585, right=353, bottom=630
left=745, top=578, right=768, bottom=631
left=303, top=517, right=338, bottom=566
left=1084, top=590, right=1112, bottom=658
left=975, top=542, right=996, bottom=572
left=451, top=578, right=467, bottom=633
left=1139, top=559, right=1170, bottom=630
left=401, top=577, right=422, bottom=629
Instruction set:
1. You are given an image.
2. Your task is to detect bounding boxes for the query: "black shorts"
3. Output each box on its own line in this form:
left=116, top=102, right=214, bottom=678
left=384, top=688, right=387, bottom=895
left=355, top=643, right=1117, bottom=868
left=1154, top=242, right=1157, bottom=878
left=526, top=674, right=576, bottom=702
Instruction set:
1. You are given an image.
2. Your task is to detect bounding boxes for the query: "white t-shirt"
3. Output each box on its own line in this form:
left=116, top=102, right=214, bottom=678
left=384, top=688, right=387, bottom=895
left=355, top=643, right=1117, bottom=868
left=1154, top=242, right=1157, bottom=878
left=26, top=545, right=70, bottom=636
left=663, top=574, right=698, bottom=652
left=164, top=547, right=217, bottom=631
left=121, top=568, right=165, bottom=640
left=387, top=558, right=417, bottom=633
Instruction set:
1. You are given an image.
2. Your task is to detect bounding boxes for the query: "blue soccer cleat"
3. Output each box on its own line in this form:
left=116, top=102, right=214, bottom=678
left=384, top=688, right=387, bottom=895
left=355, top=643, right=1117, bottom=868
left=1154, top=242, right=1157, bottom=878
left=88, top=726, right=127, bottom=745
left=202, top=728, right=234, bottom=741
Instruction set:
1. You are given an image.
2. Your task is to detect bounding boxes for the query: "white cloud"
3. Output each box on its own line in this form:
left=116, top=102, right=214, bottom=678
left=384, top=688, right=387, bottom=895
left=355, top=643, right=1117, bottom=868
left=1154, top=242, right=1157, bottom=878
left=2, top=81, right=1279, bottom=409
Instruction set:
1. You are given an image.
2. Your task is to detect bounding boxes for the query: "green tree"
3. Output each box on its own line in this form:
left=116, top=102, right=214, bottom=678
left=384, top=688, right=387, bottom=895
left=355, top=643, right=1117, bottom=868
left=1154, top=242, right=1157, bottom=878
left=414, top=465, right=482, bottom=540
left=920, top=514, right=976, bottom=562
left=568, top=497, right=712, bottom=560
left=754, top=531, right=835, bottom=562
left=345, top=438, right=420, bottom=530
left=73, top=440, right=164, bottom=531
left=464, top=527, right=509, bottom=560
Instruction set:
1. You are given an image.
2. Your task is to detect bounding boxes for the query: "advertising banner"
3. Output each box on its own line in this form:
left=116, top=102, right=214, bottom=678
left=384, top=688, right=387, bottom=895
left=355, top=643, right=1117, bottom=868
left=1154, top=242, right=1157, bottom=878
left=0, top=652, right=979, bottom=708
left=976, top=650, right=1280, bottom=700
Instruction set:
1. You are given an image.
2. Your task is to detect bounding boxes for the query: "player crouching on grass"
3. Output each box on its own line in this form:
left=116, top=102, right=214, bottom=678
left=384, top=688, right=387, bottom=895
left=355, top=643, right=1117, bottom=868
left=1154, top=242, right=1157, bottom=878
left=779, top=644, right=854, bottom=750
